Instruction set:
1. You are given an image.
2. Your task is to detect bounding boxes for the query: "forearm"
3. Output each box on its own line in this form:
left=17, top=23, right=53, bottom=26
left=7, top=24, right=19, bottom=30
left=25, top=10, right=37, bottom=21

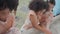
left=33, top=24, right=45, bottom=32
left=33, top=24, right=52, bottom=34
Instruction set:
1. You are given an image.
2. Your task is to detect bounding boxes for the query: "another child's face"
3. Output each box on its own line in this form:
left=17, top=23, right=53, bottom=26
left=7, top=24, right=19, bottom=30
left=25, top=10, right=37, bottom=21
left=49, top=3, right=54, bottom=11
left=0, top=9, right=10, bottom=21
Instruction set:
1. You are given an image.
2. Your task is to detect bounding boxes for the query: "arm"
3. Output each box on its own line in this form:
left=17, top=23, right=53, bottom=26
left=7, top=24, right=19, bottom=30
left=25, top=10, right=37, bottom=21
left=0, top=15, right=15, bottom=34
left=30, top=14, right=52, bottom=34
left=23, top=23, right=33, bottom=30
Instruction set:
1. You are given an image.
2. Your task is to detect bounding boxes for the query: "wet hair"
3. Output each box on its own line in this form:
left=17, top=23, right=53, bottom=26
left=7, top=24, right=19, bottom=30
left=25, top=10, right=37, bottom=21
left=29, top=0, right=49, bottom=12
left=0, top=0, right=19, bottom=11
left=48, top=0, right=55, bottom=5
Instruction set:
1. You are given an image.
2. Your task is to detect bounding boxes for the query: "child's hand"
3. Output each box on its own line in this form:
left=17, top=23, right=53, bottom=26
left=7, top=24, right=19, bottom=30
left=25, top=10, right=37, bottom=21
left=5, top=14, right=15, bottom=29
left=40, top=14, right=48, bottom=25
left=40, top=12, right=53, bottom=24
left=44, top=29, right=52, bottom=34
left=41, top=26, right=52, bottom=34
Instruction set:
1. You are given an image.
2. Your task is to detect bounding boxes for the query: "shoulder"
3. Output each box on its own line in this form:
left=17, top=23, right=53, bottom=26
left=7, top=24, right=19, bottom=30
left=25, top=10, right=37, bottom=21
left=28, top=10, right=38, bottom=21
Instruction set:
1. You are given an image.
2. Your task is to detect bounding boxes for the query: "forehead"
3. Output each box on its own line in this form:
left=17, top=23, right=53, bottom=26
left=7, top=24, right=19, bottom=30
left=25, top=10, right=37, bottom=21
left=0, top=9, right=10, bottom=13
left=49, top=3, right=54, bottom=7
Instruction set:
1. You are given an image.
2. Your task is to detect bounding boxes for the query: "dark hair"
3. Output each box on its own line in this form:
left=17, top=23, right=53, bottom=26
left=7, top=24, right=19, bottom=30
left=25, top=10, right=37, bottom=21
left=48, top=0, right=55, bottom=5
left=29, top=0, right=49, bottom=12
left=0, top=0, right=19, bottom=11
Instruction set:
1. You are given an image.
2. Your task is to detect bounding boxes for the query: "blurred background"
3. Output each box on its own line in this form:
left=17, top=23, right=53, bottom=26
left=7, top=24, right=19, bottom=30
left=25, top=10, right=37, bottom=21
left=15, top=0, right=30, bottom=29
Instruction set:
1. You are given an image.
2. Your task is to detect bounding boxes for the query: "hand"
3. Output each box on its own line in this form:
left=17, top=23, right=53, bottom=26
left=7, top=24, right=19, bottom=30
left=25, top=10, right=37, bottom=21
left=40, top=12, right=53, bottom=23
left=41, top=26, right=52, bottom=34
left=5, top=14, right=15, bottom=28
left=44, top=29, right=52, bottom=34
left=7, top=14, right=15, bottom=22
left=39, top=15, right=48, bottom=25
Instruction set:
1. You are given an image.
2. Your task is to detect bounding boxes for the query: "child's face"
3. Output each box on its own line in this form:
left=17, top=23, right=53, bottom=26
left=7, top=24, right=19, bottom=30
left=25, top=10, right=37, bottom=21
left=49, top=3, right=54, bottom=11
left=0, top=9, right=10, bottom=21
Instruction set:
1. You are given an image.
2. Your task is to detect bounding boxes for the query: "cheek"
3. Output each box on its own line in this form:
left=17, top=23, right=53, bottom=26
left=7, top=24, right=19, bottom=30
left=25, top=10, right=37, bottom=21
left=50, top=6, right=54, bottom=10
left=0, top=15, right=8, bottom=20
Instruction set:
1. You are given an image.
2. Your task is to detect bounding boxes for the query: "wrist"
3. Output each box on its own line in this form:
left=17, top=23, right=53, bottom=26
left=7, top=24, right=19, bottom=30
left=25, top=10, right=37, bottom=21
left=44, top=30, right=52, bottom=34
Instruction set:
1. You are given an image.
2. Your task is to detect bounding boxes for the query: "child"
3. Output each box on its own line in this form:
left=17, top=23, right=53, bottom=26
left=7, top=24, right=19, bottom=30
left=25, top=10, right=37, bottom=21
left=48, top=0, right=55, bottom=11
left=20, top=0, right=52, bottom=34
left=0, top=0, right=20, bottom=34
